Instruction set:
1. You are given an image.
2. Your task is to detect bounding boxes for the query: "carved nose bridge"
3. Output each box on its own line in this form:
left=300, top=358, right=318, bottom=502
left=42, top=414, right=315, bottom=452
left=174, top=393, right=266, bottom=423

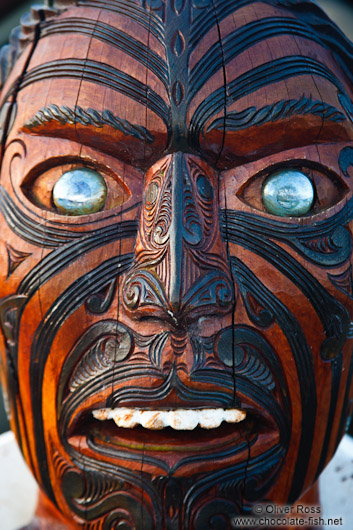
left=122, top=152, right=234, bottom=325
left=169, top=152, right=202, bottom=312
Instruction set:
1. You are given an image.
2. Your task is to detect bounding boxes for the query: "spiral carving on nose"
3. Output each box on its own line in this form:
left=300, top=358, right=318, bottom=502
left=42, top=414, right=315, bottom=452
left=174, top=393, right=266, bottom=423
left=122, top=153, right=234, bottom=325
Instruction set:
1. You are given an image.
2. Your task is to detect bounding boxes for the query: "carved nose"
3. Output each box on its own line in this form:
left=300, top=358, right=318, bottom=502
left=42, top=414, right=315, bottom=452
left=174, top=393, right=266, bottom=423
left=122, top=152, right=234, bottom=326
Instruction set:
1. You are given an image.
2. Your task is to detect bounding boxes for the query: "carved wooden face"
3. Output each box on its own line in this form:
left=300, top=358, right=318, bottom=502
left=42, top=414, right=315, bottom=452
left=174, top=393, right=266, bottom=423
left=1, top=1, right=353, bottom=528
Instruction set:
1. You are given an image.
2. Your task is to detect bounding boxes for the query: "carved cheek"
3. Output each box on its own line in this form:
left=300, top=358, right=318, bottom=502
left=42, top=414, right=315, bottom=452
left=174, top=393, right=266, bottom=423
left=220, top=169, right=353, bottom=499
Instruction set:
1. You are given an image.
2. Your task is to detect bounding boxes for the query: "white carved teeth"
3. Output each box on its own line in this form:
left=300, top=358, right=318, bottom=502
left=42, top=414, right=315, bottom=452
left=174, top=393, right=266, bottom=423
left=92, top=407, right=246, bottom=431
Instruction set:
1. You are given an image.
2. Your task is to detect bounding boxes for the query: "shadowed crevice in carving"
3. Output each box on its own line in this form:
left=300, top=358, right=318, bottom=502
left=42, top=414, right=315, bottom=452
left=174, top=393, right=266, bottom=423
left=23, top=104, right=155, bottom=143
left=5, top=243, right=31, bottom=279
left=339, top=146, right=353, bottom=178
left=207, top=95, right=346, bottom=133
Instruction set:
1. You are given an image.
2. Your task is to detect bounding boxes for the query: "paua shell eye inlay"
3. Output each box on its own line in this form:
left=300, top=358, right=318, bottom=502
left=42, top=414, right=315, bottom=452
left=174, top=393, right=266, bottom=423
left=52, top=168, right=107, bottom=215
left=197, top=175, right=214, bottom=200
left=262, top=169, right=314, bottom=217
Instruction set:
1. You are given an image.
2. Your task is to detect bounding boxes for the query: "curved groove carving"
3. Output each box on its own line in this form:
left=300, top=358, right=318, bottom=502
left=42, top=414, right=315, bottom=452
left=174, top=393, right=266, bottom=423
left=17, top=227, right=136, bottom=297
left=61, top=466, right=154, bottom=529
left=123, top=154, right=233, bottom=324
left=86, top=279, right=118, bottom=314
left=41, top=17, right=168, bottom=86
left=328, top=265, right=353, bottom=299
left=14, top=59, right=170, bottom=127
left=215, top=327, right=275, bottom=391
left=221, top=210, right=351, bottom=360
left=339, top=145, right=353, bottom=178
left=189, top=56, right=350, bottom=146
left=171, top=30, right=185, bottom=57
left=221, top=206, right=353, bottom=267
left=68, top=323, right=133, bottom=393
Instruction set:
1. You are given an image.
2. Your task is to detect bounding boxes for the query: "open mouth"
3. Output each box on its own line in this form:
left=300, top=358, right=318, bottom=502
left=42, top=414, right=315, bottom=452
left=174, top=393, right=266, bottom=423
left=66, top=407, right=259, bottom=461
left=62, top=400, right=283, bottom=477
left=92, top=406, right=247, bottom=430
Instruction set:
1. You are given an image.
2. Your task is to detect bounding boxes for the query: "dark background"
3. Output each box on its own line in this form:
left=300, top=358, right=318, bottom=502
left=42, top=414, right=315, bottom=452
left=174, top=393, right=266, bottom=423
left=0, top=0, right=353, bottom=435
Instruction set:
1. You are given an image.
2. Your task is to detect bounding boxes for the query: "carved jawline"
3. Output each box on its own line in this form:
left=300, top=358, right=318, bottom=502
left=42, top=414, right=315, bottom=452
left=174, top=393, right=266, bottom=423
left=92, top=407, right=246, bottom=430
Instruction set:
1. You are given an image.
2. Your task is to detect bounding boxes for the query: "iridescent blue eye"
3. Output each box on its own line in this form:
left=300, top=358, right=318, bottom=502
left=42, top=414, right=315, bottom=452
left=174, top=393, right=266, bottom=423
left=52, top=168, right=107, bottom=215
left=262, top=169, right=314, bottom=217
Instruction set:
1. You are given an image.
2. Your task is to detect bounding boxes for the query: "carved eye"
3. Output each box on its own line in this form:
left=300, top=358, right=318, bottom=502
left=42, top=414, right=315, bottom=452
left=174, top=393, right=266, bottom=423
left=22, top=163, right=130, bottom=215
left=262, top=169, right=314, bottom=217
left=53, top=168, right=107, bottom=215
left=238, top=163, right=347, bottom=217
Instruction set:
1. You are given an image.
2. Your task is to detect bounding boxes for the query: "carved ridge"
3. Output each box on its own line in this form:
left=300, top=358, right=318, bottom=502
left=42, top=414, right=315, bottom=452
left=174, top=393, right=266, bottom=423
left=23, top=104, right=155, bottom=143
left=207, top=95, right=345, bottom=134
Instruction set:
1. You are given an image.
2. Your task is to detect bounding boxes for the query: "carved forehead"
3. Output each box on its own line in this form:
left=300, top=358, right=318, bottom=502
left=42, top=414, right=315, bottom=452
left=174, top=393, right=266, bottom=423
left=2, top=0, right=353, bottom=167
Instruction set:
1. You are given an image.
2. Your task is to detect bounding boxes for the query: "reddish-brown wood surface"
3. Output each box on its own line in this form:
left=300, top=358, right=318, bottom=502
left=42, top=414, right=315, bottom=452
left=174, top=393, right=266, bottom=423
left=0, top=1, right=353, bottom=529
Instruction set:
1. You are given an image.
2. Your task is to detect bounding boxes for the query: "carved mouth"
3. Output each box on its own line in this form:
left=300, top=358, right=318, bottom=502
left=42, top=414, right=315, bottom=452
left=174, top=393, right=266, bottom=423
left=92, top=407, right=246, bottom=430
left=62, top=401, right=283, bottom=478
left=67, top=407, right=259, bottom=458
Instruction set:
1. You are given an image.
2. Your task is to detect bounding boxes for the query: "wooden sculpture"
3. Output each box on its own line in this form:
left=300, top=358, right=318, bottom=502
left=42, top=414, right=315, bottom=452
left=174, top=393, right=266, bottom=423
left=0, top=0, right=353, bottom=528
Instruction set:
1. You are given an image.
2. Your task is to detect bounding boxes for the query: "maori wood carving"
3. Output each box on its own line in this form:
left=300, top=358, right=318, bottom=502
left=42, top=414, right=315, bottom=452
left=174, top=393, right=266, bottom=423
left=0, top=0, right=353, bottom=529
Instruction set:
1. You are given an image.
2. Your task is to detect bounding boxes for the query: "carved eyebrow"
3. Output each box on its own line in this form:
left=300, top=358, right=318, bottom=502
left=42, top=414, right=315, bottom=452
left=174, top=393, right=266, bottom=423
left=189, top=56, right=351, bottom=146
left=206, top=96, right=346, bottom=134
left=22, top=104, right=155, bottom=144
